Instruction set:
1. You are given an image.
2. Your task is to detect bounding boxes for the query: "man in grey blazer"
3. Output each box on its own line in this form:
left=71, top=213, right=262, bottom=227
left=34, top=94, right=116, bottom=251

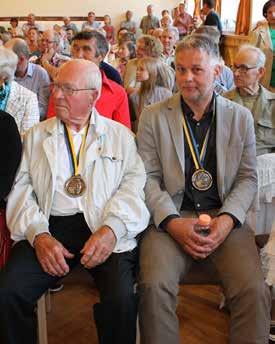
left=137, top=34, right=271, bottom=344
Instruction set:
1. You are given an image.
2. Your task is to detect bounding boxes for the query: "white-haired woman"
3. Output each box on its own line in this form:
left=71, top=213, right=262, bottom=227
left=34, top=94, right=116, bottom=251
left=0, top=46, right=39, bottom=134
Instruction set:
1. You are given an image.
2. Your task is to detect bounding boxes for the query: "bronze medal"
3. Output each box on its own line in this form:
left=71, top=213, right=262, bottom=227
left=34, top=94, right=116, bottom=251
left=191, top=169, right=213, bottom=191
left=65, top=174, right=86, bottom=197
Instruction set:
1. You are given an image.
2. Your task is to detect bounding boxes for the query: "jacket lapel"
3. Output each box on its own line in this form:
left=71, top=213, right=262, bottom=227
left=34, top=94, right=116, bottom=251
left=166, top=93, right=185, bottom=175
left=42, top=119, right=59, bottom=193
left=216, top=95, right=234, bottom=201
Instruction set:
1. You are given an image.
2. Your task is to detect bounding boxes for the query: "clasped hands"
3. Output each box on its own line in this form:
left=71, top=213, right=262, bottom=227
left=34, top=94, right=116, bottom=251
left=166, top=214, right=234, bottom=260
left=33, top=226, right=116, bottom=277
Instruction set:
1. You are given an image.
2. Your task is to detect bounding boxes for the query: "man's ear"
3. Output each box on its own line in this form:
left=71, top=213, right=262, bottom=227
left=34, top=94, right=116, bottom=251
left=90, top=89, right=99, bottom=105
left=257, top=66, right=266, bottom=81
left=213, top=63, right=222, bottom=80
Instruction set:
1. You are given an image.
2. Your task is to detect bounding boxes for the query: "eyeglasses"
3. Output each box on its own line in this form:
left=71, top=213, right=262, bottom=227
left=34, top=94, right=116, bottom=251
left=232, top=64, right=258, bottom=74
left=41, top=39, right=55, bottom=44
left=50, top=83, right=95, bottom=96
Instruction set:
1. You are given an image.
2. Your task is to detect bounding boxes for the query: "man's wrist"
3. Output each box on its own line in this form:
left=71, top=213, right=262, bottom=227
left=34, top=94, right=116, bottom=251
left=218, top=212, right=240, bottom=229
left=33, top=232, right=51, bottom=247
left=159, top=214, right=180, bottom=232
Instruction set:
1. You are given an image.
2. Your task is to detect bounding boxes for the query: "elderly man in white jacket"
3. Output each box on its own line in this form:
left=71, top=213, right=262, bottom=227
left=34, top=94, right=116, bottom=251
left=0, top=59, right=150, bottom=344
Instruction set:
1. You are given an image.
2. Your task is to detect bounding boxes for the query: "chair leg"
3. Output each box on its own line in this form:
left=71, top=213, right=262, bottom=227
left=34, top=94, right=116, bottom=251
left=136, top=315, right=140, bottom=344
left=37, top=294, right=48, bottom=344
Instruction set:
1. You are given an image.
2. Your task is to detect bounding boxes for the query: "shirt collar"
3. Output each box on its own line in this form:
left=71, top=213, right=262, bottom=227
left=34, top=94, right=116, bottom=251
left=101, top=70, right=115, bottom=94
left=26, top=62, right=34, bottom=77
left=57, top=108, right=96, bottom=135
left=180, top=94, right=215, bottom=121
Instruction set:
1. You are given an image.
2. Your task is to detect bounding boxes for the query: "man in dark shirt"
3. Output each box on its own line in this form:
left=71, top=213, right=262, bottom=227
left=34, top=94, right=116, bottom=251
left=137, top=34, right=270, bottom=344
left=202, top=0, right=222, bottom=33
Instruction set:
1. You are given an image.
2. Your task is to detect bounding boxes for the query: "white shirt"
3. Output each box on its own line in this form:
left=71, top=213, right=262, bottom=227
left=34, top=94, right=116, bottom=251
left=51, top=124, right=89, bottom=216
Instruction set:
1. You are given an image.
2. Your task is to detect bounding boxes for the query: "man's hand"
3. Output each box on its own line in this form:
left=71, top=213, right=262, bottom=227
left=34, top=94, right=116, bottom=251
left=80, top=226, right=117, bottom=269
left=206, top=214, right=234, bottom=253
left=34, top=233, right=74, bottom=277
left=166, top=217, right=215, bottom=260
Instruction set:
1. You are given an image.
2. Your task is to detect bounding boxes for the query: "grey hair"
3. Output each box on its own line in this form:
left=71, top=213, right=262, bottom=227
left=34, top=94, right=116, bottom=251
left=162, top=27, right=179, bottom=41
left=176, top=33, right=220, bottom=64
left=7, top=38, right=30, bottom=59
left=0, top=46, right=18, bottom=81
left=237, top=44, right=266, bottom=68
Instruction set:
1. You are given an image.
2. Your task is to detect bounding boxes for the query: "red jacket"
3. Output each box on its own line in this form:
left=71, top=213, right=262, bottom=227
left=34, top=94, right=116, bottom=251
left=47, top=71, right=131, bottom=129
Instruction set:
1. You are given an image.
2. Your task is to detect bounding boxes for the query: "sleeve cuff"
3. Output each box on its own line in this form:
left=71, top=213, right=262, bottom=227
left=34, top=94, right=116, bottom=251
left=159, top=214, right=180, bottom=231
left=218, top=212, right=241, bottom=229
left=25, top=222, right=50, bottom=247
left=103, top=216, right=127, bottom=241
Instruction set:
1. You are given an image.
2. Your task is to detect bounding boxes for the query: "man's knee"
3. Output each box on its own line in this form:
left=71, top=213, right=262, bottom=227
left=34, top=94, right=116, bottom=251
left=229, top=275, right=271, bottom=308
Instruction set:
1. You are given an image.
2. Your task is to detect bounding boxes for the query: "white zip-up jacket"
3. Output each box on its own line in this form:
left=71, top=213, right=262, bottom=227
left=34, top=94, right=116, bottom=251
left=6, top=110, right=150, bottom=253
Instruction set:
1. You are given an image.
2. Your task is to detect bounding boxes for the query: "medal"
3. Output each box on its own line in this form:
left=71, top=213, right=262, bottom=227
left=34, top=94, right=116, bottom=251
left=181, top=99, right=216, bottom=192
left=65, top=174, right=86, bottom=197
left=63, top=123, right=89, bottom=198
left=191, top=169, right=213, bottom=191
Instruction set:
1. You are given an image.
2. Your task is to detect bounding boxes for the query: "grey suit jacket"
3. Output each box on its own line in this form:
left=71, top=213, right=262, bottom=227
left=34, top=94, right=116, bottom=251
left=137, top=92, right=258, bottom=228
left=224, top=85, right=275, bottom=155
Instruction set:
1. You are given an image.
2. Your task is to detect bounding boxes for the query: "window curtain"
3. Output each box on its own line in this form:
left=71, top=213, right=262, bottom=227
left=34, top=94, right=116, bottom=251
left=235, top=0, right=252, bottom=35
left=193, top=0, right=201, bottom=16
left=214, top=0, right=221, bottom=15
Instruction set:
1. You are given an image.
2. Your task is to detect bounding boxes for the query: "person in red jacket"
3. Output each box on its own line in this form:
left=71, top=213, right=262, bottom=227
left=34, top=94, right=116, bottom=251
left=47, top=30, right=131, bottom=129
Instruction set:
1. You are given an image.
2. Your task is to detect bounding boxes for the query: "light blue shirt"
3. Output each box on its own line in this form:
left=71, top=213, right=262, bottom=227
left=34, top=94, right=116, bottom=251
left=15, top=62, right=50, bottom=120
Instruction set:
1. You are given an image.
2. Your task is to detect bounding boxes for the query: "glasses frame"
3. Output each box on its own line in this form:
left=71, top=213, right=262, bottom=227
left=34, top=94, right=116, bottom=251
left=50, top=83, right=95, bottom=96
left=232, top=64, right=259, bottom=74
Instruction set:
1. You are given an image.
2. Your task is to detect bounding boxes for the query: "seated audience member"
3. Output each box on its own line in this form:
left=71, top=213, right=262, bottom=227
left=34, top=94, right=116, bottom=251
left=160, top=10, right=173, bottom=27
left=22, top=13, right=41, bottom=36
left=0, top=47, right=39, bottom=134
left=103, top=15, right=115, bottom=45
left=26, top=28, right=41, bottom=57
left=8, top=17, right=23, bottom=37
left=66, top=28, right=75, bottom=44
left=225, top=44, right=275, bottom=156
left=202, top=0, right=222, bottom=33
left=140, top=5, right=160, bottom=35
left=250, top=0, right=275, bottom=91
left=137, top=34, right=270, bottom=344
left=40, top=29, right=71, bottom=80
left=82, top=11, right=101, bottom=31
left=129, top=57, right=172, bottom=131
left=151, top=28, right=163, bottom=40
left=120, top=10, right=137, bottom=35
left=48, top=30, right=130, bottom=128
left=5, top=38, right=50, bottom=121
left=0, top=32, right=12, bottom=45
left=173, top=2, right=193, bottom=38
left=193, top=25, right=234, bottom=93
left=0, top=59, right=150, bottom=344
left=0, top=110, right=22, bottom=209
left=160, top=28, right=178, bottom=68
left=62, top=16, right=78, bottom=35
left=124, top=35, right=175, bottom=94
left=160, top=14, right=180, bottom=39
left=53, top=25, right=71, bottom=56
left=112, top=41, right=136, bottom=80
left=73, top=31, right=122, bottom=85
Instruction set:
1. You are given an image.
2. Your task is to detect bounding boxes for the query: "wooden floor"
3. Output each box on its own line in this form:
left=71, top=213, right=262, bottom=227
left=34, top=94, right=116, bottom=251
left=47, top=267, right=230, bottom=344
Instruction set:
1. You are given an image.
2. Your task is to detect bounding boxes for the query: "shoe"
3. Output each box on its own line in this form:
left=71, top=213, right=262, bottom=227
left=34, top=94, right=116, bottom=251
left=49, top=283, right=64, bottom=293
left=270, top=323, right=275, bottom=342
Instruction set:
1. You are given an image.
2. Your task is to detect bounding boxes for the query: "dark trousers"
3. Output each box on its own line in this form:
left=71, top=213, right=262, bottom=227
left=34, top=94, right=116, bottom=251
left=0, top=213, right=138, bottom=344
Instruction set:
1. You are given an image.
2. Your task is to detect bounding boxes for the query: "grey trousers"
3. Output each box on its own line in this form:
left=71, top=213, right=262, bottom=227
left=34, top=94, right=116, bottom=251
left=138, top=223, right=271, bottom=344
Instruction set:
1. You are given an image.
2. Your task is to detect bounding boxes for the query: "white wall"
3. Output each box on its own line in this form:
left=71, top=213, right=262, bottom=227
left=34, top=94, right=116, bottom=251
left=0, top=0, right=192, bottom=31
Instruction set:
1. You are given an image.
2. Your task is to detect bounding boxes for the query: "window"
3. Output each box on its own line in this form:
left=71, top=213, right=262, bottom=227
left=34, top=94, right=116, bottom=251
left=221, top=0, right=268, bottom=33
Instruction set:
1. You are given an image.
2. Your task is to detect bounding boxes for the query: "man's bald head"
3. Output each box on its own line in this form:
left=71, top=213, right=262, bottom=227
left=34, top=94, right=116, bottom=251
left=58, top=59, right=102, bottom=93
left=5, top=38, right=30, bottom=59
